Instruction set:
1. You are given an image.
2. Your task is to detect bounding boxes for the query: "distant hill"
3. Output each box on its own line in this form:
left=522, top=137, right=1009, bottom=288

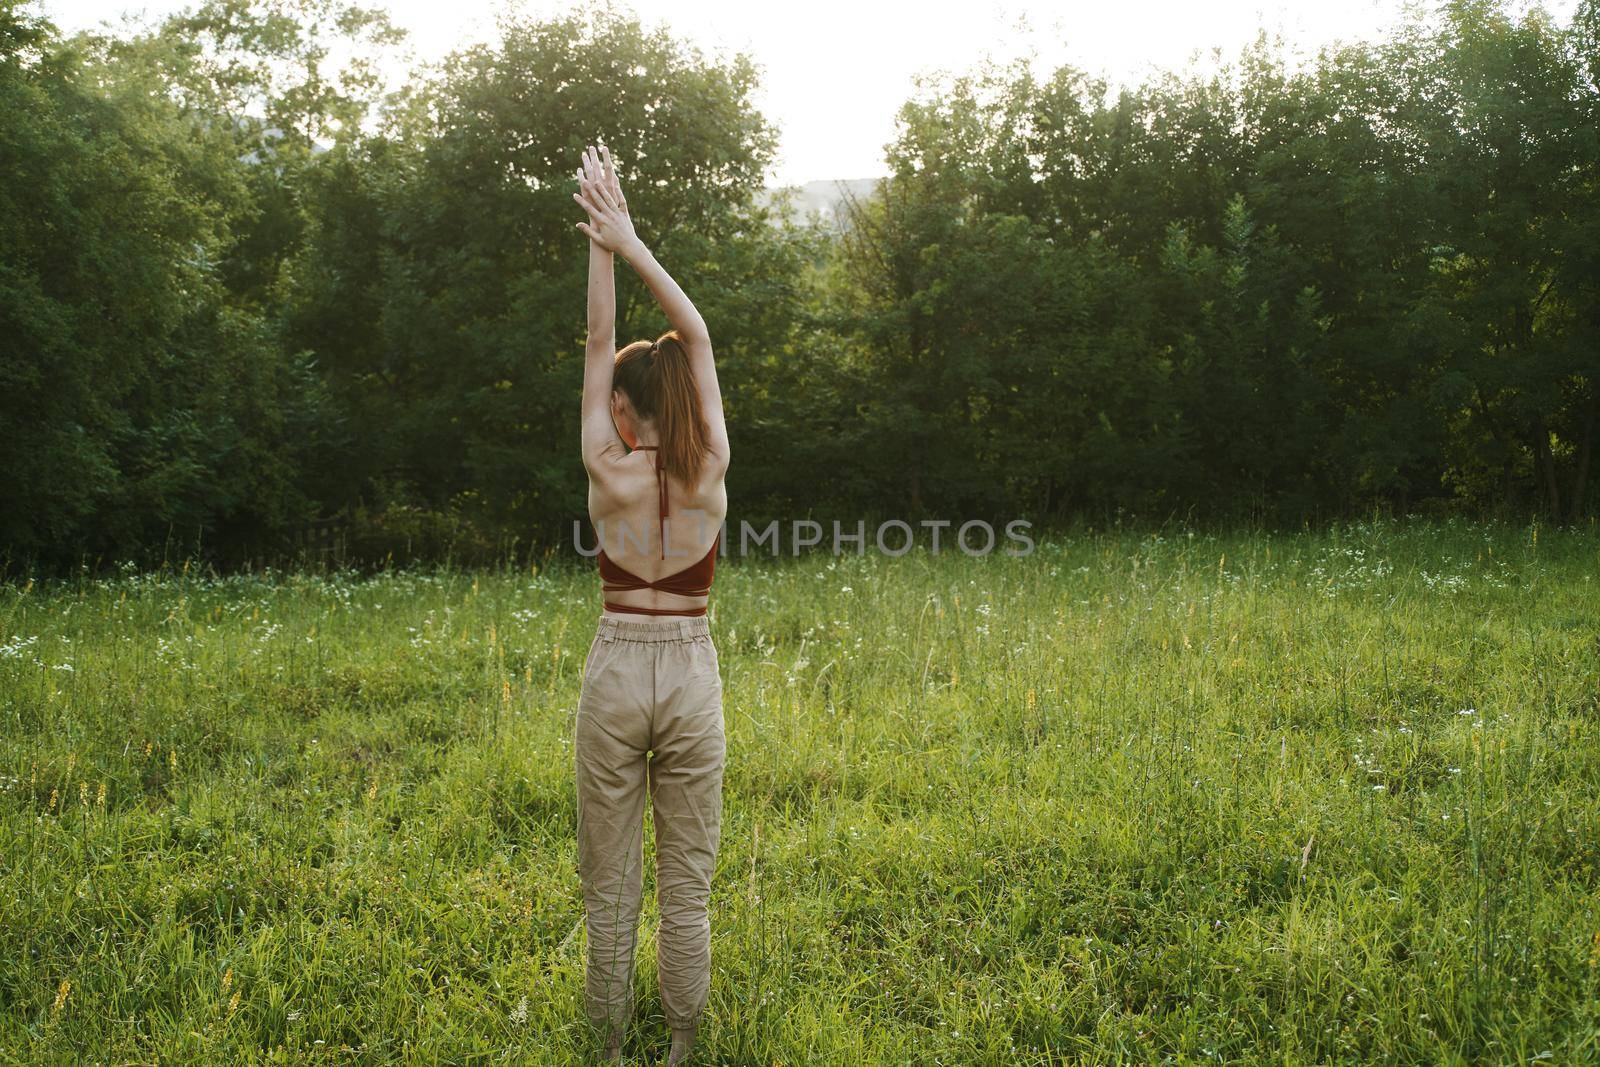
left=754, top=177, right=884, bottom=227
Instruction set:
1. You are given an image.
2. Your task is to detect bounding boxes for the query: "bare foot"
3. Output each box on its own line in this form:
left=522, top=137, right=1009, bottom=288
left=667, top=1023, right=696, bottom=1066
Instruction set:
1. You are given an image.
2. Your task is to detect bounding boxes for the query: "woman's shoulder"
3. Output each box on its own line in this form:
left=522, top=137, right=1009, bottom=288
left=587, top=447, right=656, bottom=501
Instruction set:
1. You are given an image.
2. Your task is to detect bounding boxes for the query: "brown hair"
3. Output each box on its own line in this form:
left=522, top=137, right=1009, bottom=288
left=612, top=329, right=711, bottom=484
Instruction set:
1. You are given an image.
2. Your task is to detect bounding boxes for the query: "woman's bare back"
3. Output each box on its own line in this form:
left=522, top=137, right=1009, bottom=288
left=590, top=449, right=725, bottom=613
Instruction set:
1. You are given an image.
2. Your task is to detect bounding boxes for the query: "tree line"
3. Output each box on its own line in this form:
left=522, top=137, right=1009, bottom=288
left=2, top=0, right=1597, bottom=573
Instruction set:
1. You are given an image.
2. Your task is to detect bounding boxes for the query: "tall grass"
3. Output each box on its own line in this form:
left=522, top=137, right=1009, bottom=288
left=2, top=516, right=1597, bottom=1063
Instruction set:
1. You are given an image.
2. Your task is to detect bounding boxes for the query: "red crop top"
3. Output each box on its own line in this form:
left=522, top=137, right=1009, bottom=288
left=596, top=445, right=718, bottom=617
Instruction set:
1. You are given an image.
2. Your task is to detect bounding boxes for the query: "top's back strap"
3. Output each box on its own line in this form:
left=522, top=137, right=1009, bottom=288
left=656, top=459, right=667, bottom=560
left=633, top=445, right=667, bottom=560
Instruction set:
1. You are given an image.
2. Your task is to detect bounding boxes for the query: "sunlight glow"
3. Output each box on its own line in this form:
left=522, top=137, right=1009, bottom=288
left=44, top=0, right=1581, bottom=186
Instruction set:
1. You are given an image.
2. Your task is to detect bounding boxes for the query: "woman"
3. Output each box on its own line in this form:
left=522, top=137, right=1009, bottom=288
left=570, top=143, right=729, bottom=1066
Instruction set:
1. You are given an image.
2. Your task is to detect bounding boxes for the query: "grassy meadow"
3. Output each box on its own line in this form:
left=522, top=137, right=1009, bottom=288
left=2, top=517, right=1599, bottom=1064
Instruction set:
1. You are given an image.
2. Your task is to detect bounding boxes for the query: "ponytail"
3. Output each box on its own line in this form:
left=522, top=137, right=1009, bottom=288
left=612, top=330, right=711, bottom=483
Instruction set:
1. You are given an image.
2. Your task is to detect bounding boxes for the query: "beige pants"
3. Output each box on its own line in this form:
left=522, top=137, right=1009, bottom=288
left=574, top=615, right=725, bottom=1033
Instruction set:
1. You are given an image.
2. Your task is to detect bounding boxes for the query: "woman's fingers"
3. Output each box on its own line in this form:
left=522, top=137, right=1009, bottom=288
left=579, top=143, right=626, bottom=213
left=576, top=144, right=626, bottom=226
left=573, top=188, right=604, bottom=220
left=581, top=147, right=616, bottom=208
left=578, top=150, right=600, bottom=196
left=586, top=169, right=618, bottom=214
left=576, top=164, right=598, bottom=202
left=600, top=144, right=625, bottom=205
left=576, top=173, right=610, bottom=212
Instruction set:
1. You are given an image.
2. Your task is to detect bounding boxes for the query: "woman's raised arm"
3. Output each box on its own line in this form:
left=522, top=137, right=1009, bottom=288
left=577, top=146, right=625, bottom=477
left=619, top=242, right=727, bottom=471
left=574, top=145, right=729, bottom=472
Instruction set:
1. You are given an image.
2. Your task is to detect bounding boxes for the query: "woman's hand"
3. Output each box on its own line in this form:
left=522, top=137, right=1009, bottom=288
left=574, top=143, right=640, bottom=257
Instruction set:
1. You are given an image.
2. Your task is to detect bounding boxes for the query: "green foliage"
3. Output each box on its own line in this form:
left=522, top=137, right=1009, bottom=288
left=857, top=6, right=1598, bottom=527
left=0, top=3, right=322, bottom=568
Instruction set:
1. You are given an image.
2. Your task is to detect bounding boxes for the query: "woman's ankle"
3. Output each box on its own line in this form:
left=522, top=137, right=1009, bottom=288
left=594, top=1020, right=625, bottom=1061
left=667, top=1021, right=697, bottom=1065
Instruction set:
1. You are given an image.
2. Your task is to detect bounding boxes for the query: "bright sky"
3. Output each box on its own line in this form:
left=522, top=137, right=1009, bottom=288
left=42, top=0, right=1578, bottom=187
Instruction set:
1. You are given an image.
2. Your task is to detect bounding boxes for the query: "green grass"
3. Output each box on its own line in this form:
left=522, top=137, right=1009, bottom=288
left=2, top=516, right=1598, bottom=1064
